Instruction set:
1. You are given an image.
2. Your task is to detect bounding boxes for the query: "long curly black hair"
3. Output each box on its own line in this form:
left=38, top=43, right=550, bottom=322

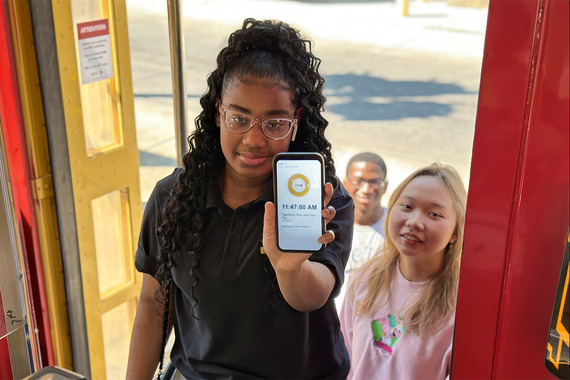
left=153, top=18, right=337, bottom=376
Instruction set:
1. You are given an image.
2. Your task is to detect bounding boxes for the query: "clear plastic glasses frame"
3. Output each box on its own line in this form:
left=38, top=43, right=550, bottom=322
left=219, top=105, right=298, bottom=141
left=348, top=177, right=387, bottom=190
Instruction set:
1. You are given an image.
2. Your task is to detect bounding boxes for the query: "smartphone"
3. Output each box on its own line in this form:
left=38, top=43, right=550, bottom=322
left=273, top=152, right=325, bottom=253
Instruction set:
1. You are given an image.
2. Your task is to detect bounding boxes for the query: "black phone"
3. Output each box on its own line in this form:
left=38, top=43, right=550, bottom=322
left=273, top=152, right=325, bottom=253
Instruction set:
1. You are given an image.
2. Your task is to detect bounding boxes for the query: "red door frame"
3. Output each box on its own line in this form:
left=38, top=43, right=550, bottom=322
left=0, top=0, right=53, bottom=369
left=452, top=0, right=569, bottom=378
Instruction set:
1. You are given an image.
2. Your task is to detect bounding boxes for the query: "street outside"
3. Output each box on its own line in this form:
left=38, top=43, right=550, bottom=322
left=125, top=0, right=489, bottom=204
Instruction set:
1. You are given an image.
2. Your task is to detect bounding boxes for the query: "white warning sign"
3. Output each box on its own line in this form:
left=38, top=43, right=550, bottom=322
left=77, top=19, right=113, bottom=84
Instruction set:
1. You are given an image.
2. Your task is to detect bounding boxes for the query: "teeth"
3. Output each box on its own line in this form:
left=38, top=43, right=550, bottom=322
left=403, top=234, right=420, bottom=242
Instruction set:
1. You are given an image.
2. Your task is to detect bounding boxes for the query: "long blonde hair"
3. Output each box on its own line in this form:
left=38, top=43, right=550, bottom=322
left=349, top=163, right=467, bottom=334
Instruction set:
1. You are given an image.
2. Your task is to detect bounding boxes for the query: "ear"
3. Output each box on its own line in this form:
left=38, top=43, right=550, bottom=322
left=342, top=177, right=350, bottom=189
left=290, top=107, right=303, bottom=142
left=449, top=234, right=458, bottom=245
left=380, top=180, right=389, bottom=195
left=215, top=99, right=221, bottom=128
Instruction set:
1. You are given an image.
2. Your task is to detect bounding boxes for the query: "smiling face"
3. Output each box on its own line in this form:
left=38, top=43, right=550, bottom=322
left=344, top=161, right=387, bottom=213
left=388, top=175, right=457, bottom=264
left=217, top=76, right=299, bottom=187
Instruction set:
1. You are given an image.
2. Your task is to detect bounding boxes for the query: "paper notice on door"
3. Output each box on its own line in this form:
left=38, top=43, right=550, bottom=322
left=77, top=19, right=113, bottom=84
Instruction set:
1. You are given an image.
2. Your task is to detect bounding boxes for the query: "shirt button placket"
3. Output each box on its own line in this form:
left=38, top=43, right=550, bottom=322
left=228, top=220, right=243, bottom=253
left=224, top=215, right=245, bottom=266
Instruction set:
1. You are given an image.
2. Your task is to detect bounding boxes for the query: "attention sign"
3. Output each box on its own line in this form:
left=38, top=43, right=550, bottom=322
left=77, top=19, right=113, bottom=84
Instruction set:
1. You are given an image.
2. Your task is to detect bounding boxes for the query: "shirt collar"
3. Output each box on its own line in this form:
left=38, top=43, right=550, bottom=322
left=206, top=177, right=274, bottom=211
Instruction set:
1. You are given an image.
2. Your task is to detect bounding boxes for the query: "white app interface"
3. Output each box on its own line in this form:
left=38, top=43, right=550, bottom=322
left=276, top=159, right=322, bottom=251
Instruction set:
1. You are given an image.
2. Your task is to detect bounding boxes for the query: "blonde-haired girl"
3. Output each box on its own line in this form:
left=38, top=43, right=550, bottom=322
left=340, top=163, right=467, bottom=380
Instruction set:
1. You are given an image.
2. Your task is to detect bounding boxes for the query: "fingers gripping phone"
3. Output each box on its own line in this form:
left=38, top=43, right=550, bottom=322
left=273, top=152, right=325, bottom=253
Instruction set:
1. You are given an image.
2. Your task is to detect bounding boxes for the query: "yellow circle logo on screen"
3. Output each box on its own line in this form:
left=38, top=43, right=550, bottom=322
left=288, top=174, right=310, bottom=197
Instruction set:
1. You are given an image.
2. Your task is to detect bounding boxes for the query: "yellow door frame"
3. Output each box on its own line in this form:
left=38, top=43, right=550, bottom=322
left=6, top=0, right=72, bottom=369
left=22, top=0, right=143, bottom=378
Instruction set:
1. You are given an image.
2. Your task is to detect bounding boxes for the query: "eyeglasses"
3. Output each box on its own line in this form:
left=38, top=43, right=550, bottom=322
left=348, top=177, right=387, bottom=190
left=219, top=105, right=298, bottom=141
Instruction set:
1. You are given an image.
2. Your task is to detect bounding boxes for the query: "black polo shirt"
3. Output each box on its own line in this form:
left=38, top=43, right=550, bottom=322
left=136, top=169, right=354, bottom=379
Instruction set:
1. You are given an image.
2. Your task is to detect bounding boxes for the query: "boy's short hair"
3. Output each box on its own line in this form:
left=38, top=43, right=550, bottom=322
left=346, top=152, right=387, bottom=177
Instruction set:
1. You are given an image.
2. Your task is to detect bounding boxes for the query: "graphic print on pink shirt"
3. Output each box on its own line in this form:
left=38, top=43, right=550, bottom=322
left=371, top=315, right=406, bottom=356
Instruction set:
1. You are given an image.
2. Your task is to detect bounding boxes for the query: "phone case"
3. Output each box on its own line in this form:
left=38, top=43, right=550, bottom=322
left=272, top=152, right=325, bottom=253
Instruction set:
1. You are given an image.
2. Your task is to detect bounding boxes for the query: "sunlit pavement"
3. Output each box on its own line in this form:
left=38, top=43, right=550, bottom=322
left=126, top=0, right=488, bottom=204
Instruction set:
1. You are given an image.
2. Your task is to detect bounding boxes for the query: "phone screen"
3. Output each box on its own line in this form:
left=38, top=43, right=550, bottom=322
left=273, top=153, right=324, bottom=252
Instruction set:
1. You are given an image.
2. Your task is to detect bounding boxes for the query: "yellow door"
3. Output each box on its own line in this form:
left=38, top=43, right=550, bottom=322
left=41, top=0, right=142, bottom=378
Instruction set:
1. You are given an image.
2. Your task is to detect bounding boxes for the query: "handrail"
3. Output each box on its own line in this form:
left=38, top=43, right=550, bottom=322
left=167, top=0, right=188, bottom=166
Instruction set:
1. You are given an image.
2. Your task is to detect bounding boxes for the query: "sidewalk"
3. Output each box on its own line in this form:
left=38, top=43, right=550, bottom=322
left=129, top=0, right=488, bottom=60
left=126, top=0, right=489, bottom=202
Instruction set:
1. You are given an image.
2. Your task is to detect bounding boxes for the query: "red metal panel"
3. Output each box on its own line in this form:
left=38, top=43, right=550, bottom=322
left=0, top=336, right=14, bottom=380
left=453, top=0, right=569, bottom=378
left=493, top=0, right=569, bottom=377
left=452, top=0, right=542, bottom=377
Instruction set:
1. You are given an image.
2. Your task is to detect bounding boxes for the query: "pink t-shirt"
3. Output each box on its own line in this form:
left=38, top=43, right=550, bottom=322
left=340, top=263, right=455, bottom=380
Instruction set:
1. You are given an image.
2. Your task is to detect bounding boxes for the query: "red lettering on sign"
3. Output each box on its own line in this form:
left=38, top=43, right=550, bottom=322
left=77, top=19, right=109, bottom=39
